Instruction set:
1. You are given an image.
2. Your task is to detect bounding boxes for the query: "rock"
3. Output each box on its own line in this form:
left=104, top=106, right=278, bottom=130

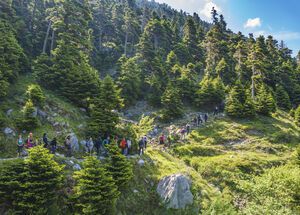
left=53, top=122, right=60, bottom=127
left=70, top=133, right=79, bottom=151
left=156, top=174, right=193, bottom=209
left=80, top=108, right=86, bottom=112
left=6, top=109, right=13, bottom=116
left=137, top=159, right=145, bottom=166
left=133, top=189, right=139, bottom=193
left=4, top=127, right=14, bottom=136
left=80, top=140, right=86, bottom=146
left=73, top=164, right=81, bottom=171
left=37, top=109, right=47, bottom=118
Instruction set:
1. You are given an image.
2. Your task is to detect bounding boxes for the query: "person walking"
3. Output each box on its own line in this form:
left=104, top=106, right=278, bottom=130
left=126, top=138, right=132, bottom=155
left=138, top=137, right=145, bottom=156
left=186, top=123, right=191, bottom=135
left=95, top=135, right=102, bottom=156
left=50, top=137, right=57, bottom=154
left=16, top=134, right=24, bottom=157
left=43, top=133, right=49, bottom=148
left=204, top=113, right=208, bottom=123
left=159, top=134, right=165, bottom=145
left=143, top=136, right=148, bottom=149
left=86, top=137, right=94, bottom=156
left=65, top=135, right=72, bottom=157
left=120, top=137, right=127, bottom=155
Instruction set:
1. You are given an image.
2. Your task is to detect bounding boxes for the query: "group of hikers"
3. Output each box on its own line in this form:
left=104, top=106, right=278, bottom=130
left=16, top=132, right=58, bottom=157
left=15, top=111, right=215, bottom=158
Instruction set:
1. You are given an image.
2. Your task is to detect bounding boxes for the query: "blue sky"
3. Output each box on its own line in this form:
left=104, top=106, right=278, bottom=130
left=155, top=0, right=300, bottom=56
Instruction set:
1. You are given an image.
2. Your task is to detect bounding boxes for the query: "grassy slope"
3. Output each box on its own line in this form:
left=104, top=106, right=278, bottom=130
left=1, top=75, right=299, bottom=214
left=0, top=74, right=87, bottom=158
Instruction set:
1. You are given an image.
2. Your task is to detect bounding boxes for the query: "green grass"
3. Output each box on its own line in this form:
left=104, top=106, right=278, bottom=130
left=0, top=74, right=87, bottom=157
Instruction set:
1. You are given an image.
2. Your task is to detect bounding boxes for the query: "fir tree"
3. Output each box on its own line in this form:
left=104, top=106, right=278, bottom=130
left=225, top=86, right=244, bottom=117
left=25, top=84, right=45, bottom=107
left=0, top=159, right=26, bottom=213
left=17, top=146, right=64, bottom=214
left=255, top=84, right=276, bottom=116
left=243, top=91, right=256, bottom=118
left=117, top=56, right=142, bottom=106
left=275, top=85, right=291, bottom=110
left=21, top=99, right=39, bottom=130
left=88, top=76, right=123, bottom=137
left=196, top=76, right=225, bottom=107
left=106, top=144, right=133, bottom=191
left=161, top=83, right=183, bottom=121
left=73, top=156, right=119, bottom=215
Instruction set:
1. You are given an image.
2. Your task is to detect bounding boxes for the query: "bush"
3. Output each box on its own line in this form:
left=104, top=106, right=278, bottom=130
left=21, top=99, right=39, bottom=130
left=25, top=84, right=45, bottom=107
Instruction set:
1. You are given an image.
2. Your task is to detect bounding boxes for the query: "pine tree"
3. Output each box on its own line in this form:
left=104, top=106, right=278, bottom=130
left=0, top=19, right=26, bottom=98
left=106, top=144, right=133, bottom=191
left=17, top=146, right=64, bottom=214
left=21, top=99, right=39, bottom=130
left=255, top=84, right=276, bottom=116
left=25, top=84, right=45, bottom=107
left=161, top=83, right=183, bottom=121
left=216, top=58, right=235, bottom=85
left=275, top=85, right=291, bottom=110
left=243, top=91, right=256, bottom=118
left=225, top=85, right=244, bottom=117
left=73, top=156, right=119, bottom=215
left=88, top=76, right=123, bottom=137
left=196, top=76, right=225, bottom=107
left=117, top=56, right=142, bottom=106
left=0, top=159, right=26, bottom=213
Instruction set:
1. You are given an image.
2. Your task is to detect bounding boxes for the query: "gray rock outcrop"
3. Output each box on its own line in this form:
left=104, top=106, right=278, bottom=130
left=156, top=174, right=193, bottom=209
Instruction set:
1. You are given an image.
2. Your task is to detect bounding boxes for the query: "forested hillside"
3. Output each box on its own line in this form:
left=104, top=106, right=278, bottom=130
left=0, top=0, right=300, bottom=214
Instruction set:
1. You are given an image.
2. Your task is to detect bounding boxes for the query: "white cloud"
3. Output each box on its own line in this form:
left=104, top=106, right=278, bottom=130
left=244, top=18, right=261, bottom=28
left=200, top=1, right=222, bottom=21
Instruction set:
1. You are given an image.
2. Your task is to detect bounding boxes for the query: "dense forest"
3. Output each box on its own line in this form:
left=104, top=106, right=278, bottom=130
left=0, top=0, right=300, bottom=214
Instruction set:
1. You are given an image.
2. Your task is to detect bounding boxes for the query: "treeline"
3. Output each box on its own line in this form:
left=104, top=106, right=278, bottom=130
left=1, top=0, right=300, bottom=125
left=0, top=145, right=133, bottom=214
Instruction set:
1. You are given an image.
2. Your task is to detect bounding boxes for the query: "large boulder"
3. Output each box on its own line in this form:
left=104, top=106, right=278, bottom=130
left=70, top=133, right=79, bottom=151
left=156, top=174, right=193, bottom=209
left=4, top=127, right=15, bottom=136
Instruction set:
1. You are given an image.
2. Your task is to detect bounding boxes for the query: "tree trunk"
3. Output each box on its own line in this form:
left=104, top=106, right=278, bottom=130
left=50, top=29, right=55, bottom=57
left=42, top=20, right=52, bottom=54
left=124, top=31, right=128, bottom=56
left=251, top=65, right=255, bottom=99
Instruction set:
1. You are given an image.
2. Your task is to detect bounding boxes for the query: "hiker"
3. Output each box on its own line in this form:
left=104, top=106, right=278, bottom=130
left=180, top=128, right=187, bottom=140
left=186, top=123, right=191, bottom=135
left=126, top=138, right=132, bottom=155
left=167, top=135, right=172, bottom=147
left=43, top=133, right=48, bottom=148
left=50, top=137, right=57, bottom=154
left=159, top=134, right=165, bottom=145
left=197, top=114, right=203, bottom=126
left=65, top=135, right=72, bottom=157
left=17, top=134, right=24, bottom=157
left=193, top=117, right=197, bottom=127
left=143, top=136, right=148, bottom=149
left=120, top=137, right=127, bottom=155
left=138, top=137, right=145, bottom=155
left=25, top=133, right=35, bottom=149
left=204, top=113, right=208, bottom=123
left=86, top=137, right=94, bottom=155
left=214, top=106, right=219, bottom=116
left=95, top=135, right=102, bottom=156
